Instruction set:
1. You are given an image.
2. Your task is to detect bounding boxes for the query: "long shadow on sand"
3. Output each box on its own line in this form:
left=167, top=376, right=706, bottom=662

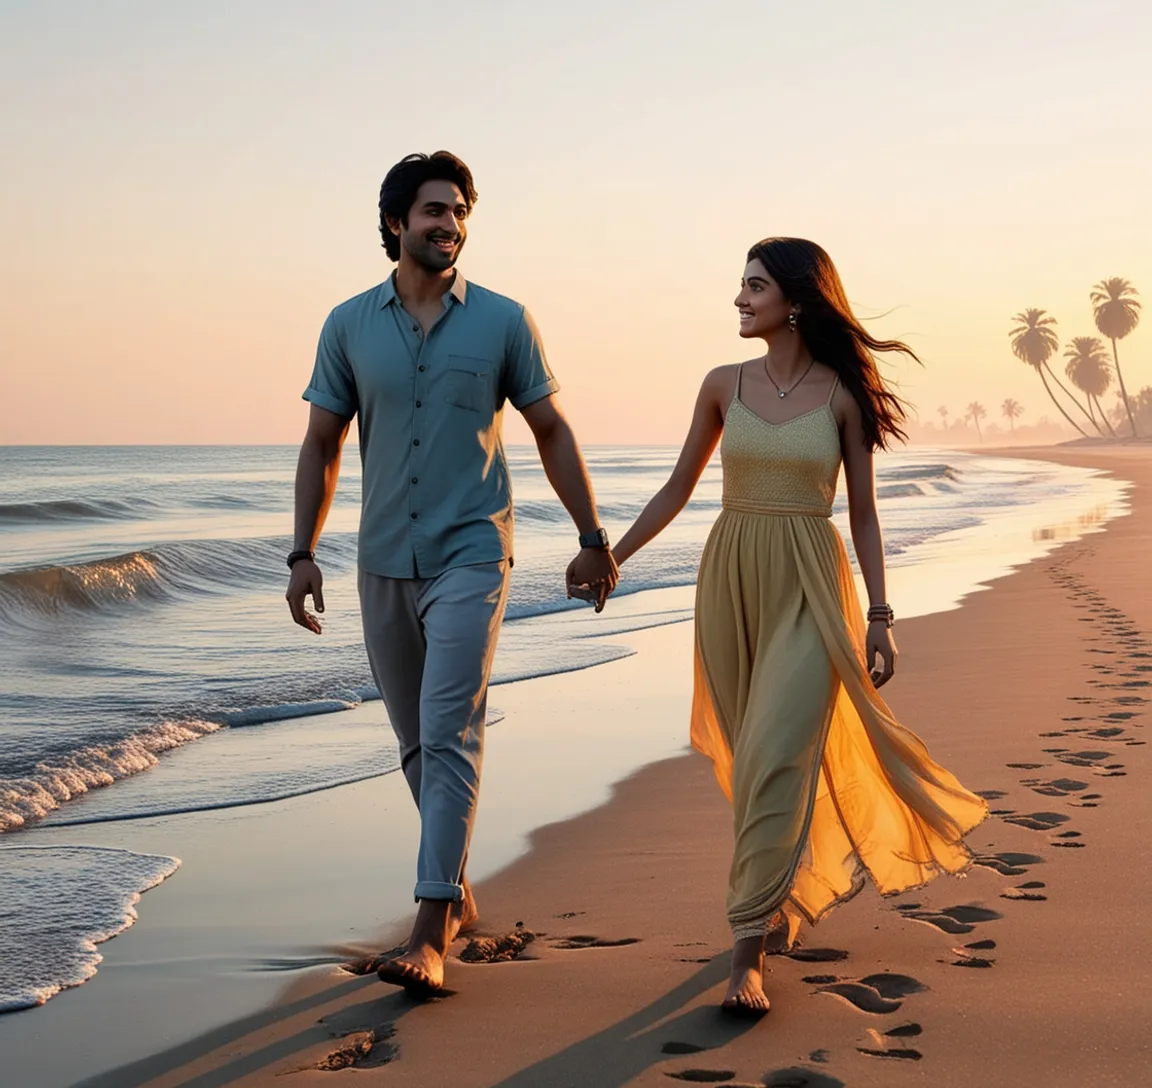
left=75, top=971, right=415, bottom=1088
left=487, top=954, right=757, bottom=1088
left=78, top=955, right=749, bottom=1088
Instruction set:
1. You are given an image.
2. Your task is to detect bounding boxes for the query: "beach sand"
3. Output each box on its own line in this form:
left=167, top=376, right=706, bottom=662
left=21, top=446, right=1152, bottom=1087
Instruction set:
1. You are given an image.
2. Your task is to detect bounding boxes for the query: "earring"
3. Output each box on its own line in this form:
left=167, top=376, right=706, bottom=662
left=787, top=311, right=798, bottom=332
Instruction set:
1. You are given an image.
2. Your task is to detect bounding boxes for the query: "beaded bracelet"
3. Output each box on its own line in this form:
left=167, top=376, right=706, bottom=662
left=867, top=604, right=895, bottom=628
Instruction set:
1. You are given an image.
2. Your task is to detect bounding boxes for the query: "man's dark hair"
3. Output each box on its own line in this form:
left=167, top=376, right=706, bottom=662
left=378, top=151, right=478, bottom=261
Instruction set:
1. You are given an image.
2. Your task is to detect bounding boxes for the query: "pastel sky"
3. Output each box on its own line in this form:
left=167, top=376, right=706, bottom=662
left=2, top=0, right=1149, bottom=446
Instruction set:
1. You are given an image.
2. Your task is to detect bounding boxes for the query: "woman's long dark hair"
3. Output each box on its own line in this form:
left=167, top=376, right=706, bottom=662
left=748, top=237, right=915, bottom=450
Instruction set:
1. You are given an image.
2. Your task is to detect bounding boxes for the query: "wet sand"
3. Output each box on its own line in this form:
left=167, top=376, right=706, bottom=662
left=60, top=446, right=1152, bottom=1087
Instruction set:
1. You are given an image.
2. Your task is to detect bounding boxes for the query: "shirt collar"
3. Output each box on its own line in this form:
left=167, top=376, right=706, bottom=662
left=379, top=271, right=468, bottom=309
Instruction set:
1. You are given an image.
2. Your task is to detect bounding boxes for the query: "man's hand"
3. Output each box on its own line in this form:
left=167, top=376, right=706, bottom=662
left=866, top=622, right=897, bottom=687
left=286, top=559, right=326, bottom=634
left=566, top=548, right=619, bottom=614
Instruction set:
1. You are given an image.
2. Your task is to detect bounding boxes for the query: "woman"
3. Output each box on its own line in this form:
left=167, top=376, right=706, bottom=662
left=610, top=238, right=987, bottom=1016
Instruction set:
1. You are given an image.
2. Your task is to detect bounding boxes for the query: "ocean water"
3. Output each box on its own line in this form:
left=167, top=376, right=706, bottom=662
left=0, top=443, right=1129, bottom=1012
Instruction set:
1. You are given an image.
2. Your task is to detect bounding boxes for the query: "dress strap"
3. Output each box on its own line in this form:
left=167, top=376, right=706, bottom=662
left=826, top=373, right=840, bottom=404
left=734, top=361, right=745, bottom=402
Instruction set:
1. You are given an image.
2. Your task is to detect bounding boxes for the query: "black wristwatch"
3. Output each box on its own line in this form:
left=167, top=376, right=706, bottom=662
left=578, top=528, right=610, bottom=550
left=287, top=549, right=315, bottom=569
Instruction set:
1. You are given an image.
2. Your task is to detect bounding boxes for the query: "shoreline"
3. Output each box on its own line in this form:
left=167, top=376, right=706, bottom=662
left=1, top=444, right=1148, bottom=1087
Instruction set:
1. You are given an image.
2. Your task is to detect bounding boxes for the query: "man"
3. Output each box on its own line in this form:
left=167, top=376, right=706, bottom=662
left=286, top=151, right=618, bottom=998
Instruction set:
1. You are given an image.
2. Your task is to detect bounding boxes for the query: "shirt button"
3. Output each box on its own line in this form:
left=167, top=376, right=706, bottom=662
left=413, top=439, right=420, bottom=447
left=411, top=512, right=418, bottom=520
left=411, top=477, right=418, bottom=484
left=415, top=400, right=422, bottom=408
left=418, top=365, right=425, bottom=372
left=412, top=324, right=419, bottom=333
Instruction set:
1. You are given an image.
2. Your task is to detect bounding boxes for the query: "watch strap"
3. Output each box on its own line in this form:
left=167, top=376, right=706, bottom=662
left=578, top=527, right=610, bottom=550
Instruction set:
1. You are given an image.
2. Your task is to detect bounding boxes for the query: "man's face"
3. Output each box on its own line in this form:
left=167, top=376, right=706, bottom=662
left=393, top=180, right=469, bottom=272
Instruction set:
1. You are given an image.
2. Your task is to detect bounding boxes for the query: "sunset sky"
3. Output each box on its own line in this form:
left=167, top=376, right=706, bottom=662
left=2, top=0, right=1149, bottom=446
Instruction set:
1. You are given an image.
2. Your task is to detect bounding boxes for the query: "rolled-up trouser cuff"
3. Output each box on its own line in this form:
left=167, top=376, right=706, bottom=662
left=415, top=880, right=463, bottom=903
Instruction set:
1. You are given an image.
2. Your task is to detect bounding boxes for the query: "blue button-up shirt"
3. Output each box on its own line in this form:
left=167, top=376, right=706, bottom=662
left=303, top=272, right=559, bottom=578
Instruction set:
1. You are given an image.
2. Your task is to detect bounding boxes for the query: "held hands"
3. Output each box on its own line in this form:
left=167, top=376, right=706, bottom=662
left=866, top=621, right=897, bottom=687
left=566, top=547, right=620, bottom=614
left=286, top=559, right=326, bottom=634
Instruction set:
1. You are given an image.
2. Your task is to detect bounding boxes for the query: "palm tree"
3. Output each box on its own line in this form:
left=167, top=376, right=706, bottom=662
left=937, top=405, right=949, bottom=429
left=1009, top=309, right=1090, bottom=437
left=966, top=401, right=987, bottom=441
left=1001, top=398, right=1023, bottom=432
left=1091, top=278, right=1141, bottom=436
left=1064, top=337, right=1117, bottom=438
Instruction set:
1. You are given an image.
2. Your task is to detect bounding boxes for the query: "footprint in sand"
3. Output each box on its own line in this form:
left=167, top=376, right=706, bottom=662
left=784, top=947, right=849, bottom=963
left=973, top=852, right=1044, bottom=876
left=1002, top=811, right=1070, bottom=832
left=1049, top=750, right=1114, bottom=770
left=665, top=1071, right=737, bottom=1084
left=884, top=1022, right=924, bottom=1039
left=859, top=1024, right=923, bottom=1061
left=896, top=904, right=1003, bottom=935
left=549, top=934, right=641, bottom=950
left=976, top=789, right=1009, bottom=800
left=1002, top=882, right=1047, bottom=902
left=762, top=1068, right=846, bottom=1087
left=947, top=947, right=996, bottom=968
left=1073, top=790, right=1103, bottom=808
left=946, top=938, right=999, bottom=968
left=310, top=1015, right=398, bottom=1072
left=663, top=1042, right=709, bottom=1055
left=460, top=928, right=537, bottom=963
left=815, top=972, right=925, bottom=1014
left=1022, top=777, right=1088, bottom=797
left=1007, top=762, right=1047, bottom=770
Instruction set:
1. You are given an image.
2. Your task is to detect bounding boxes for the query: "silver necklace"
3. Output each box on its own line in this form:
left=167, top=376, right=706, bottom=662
left=763, top=355, right=817, bottom=398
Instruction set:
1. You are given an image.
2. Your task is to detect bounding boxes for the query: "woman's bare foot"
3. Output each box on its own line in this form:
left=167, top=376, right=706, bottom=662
left=721, top=935, right=770, bottom=1018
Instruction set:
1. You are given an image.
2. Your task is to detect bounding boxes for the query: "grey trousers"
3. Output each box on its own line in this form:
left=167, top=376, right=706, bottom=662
left=358, top=561, right=510, bottom=902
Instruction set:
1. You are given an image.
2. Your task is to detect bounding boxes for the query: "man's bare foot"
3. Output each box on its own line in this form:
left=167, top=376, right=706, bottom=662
left=377, top=898, right=452, bottom=1000
left=721, top=935, right=770, bottom=1018
left=450, top=879, right=479, bottom=941
left=376, top=942, right=445, bottom=1000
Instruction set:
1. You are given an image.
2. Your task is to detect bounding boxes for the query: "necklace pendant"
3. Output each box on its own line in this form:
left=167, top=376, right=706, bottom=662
left=779, top=390, right=787, bottom=398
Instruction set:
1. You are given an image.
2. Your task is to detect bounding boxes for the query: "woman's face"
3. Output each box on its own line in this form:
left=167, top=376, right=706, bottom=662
left=734, top=258, right=793, bottom=339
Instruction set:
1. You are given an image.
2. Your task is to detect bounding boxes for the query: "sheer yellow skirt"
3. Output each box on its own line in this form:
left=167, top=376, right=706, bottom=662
left=691, top=510, right=988, bottom=943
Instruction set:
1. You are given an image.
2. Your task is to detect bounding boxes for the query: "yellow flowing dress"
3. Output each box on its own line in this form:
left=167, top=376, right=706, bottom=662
left=691, top=372, right=988, bottom=944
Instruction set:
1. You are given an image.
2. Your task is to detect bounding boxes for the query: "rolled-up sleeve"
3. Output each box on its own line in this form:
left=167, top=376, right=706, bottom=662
left=503, top=306, right=560, bottom=411
left=302, top=310, right=358, bottom=419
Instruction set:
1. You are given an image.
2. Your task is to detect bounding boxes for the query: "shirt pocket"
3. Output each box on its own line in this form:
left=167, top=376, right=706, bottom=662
left=445, top=355, right=494, bottom=412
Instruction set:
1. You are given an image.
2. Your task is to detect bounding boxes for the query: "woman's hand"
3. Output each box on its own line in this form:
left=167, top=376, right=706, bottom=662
left=866, top=621, right=897, bottom=687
